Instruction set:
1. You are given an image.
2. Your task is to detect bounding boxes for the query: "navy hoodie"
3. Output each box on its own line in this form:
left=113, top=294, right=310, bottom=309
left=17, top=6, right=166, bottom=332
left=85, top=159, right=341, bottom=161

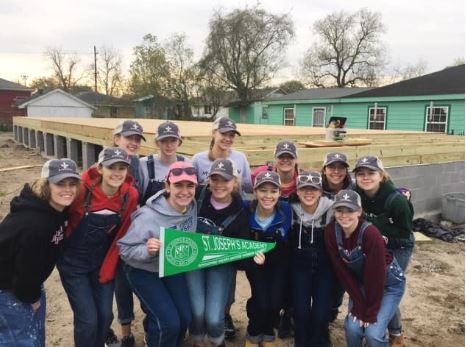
left=0, top=184, right=68, bottom=303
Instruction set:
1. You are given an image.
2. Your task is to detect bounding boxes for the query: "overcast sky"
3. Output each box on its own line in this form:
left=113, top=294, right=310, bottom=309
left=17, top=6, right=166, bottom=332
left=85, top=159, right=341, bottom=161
left=1, top=0, right=464, bottom=86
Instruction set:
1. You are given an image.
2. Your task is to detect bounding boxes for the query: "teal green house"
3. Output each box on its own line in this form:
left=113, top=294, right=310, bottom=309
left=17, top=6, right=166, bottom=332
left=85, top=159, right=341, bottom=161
left=229, top=65, right=465, bottom=134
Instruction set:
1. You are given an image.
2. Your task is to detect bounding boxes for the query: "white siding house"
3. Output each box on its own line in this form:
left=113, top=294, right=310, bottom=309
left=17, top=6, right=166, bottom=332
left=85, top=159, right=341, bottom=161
left=18, top=89, right=95, bottom=117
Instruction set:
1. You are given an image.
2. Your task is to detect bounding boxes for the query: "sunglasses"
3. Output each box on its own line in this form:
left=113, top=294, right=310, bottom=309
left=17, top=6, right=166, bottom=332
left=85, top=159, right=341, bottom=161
left=169, top=167, right=197, bottom=176
left=298, top=174, right=322, bottom=185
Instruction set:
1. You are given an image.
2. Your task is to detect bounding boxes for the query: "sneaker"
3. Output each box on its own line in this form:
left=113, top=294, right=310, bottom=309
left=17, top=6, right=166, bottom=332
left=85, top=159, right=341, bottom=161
left=104, top=328, right=119, bottom=347
left=389, top=334, right=405, bottom=347
left=224, top=314, right=236, bottom=339
left=121, top=334, right=135, bottom=347
left=277, top=309, right=293, bottom=339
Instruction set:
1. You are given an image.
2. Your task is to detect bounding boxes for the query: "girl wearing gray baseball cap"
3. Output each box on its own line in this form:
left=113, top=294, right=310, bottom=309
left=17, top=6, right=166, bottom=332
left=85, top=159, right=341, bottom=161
left=0, top=159, right=80, bottom=346
left=57, top=147, right=139, bottom=347
left=325, top=189, right=406, bottom=347
left=288, top=171, right=335, bottom=347
left=243, top=171, right=293, bottom=347
left=353, top=155, right=414, bottom=347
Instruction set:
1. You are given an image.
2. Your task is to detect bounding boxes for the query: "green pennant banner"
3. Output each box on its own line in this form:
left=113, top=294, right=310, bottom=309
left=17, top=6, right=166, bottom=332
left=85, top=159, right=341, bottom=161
left=158, top=227, right=276, bottom=277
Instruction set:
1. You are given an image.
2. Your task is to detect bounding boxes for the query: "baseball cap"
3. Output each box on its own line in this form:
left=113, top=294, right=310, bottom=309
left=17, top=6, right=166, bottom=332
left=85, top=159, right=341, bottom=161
left=41, top=158, right=80, bottom=184
left=212, top=117, right=241, bottom=136
left=98, top=147, right=131, bottom=167
left=209, top=159, right=238, bottom=180
left=113, top=120, right=146, bottom=141
left=353, top=155, right=384, bottom=172
left=296, top=170, right=322, bottom=190
left=274, top=140, right=297, bottom=159
left=156, top=121, right=182, bottom=143
left=254, top=171, right=281, bottom=189
left=167, top=161, right=198, bottom=185
left=323, top=152, right=349, bottom=167
left=333, top=190, right=362, bottom=211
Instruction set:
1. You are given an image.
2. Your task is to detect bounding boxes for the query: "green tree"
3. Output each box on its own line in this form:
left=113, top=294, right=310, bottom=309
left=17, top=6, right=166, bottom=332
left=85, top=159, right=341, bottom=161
left=129, top=34, right=169, bottom=97
left=201, top=6, right=294, bottom=104
left=279, top=80, right=305, bottom=93
left=302, top=9, right=386, bottom=87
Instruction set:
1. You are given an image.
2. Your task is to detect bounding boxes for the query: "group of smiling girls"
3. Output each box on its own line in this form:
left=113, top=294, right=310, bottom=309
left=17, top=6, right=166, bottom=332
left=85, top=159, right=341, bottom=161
left=0, top=116, right=413, bottom=347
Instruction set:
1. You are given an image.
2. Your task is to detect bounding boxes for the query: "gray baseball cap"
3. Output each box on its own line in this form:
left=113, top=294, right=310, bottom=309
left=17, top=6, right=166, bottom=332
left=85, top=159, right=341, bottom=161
left=41, top=158, right=80, bottom=184
left=113, top=120, right=146, bottom=141
left=212, top=117, right=241, bottom=136
left=209, top=159, right=238, bottom=180
left=274, top=140, right=297, bottom=159
left=323, top=152, right=349, bottom=167
left=333, top=190, right=362, bottom=211
left=353, top=155, right=384, bottom=172
left=156, top=121, right=182, bottom=143
left=254, top=171, right=281, bottom=189
left=296, top=170, right=322, bottom=190
left=98, top=147, right=131, bottom=167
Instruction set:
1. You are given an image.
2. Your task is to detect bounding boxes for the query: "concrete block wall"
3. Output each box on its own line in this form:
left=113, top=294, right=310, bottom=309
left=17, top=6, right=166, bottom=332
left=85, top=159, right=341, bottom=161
left=387, top=162, right=465, bottom=219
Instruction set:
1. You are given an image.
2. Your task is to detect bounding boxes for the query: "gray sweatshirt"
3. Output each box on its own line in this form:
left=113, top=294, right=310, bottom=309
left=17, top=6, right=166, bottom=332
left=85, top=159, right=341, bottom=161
left=291, top=196, right=334, bottom=248
left=118, top=189, right=197, bottom=273
left=192, top=150, right=253, bottom=194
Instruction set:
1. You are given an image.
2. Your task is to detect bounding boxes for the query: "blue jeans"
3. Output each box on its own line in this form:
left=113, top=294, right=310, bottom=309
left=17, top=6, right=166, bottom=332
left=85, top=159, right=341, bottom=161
left=115, top=262, right=135, bottom=325
left=291, top=252, right=336, bottom=347
left=0, top=288, right=46, bottom=347
left=186, top=264, right=234, bottom=345
left=388, top=246, right=413, bottom=335
left=345, top=261, right=406, bottom=347
left=57, top=263, right=115, bottom=347
left=124, top=265, right=192, bottom=347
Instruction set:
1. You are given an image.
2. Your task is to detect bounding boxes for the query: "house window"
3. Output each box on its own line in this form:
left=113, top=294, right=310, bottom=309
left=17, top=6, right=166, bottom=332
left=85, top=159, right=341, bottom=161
left=110, top=106, right=117, bottom=117
left=204, top=105, right=212, bottom=114
left=312, top=107, right=326, bottom=127
left=425, top=106, right=448, bottom=133
left=368, top=107, right=387, bottom=130
left=283, top=108, right=295, bottom=126
left=262, top=106, right=268, bottom=119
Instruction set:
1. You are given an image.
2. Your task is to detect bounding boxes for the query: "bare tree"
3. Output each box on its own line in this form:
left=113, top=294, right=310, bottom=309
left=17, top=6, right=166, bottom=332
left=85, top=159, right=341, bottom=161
left=195, top=67, right=229, bottom=119
left=201, top=6, right=294, bottom=104
left=302, top=9, right=386, bottom=88
left=96, top=46, right=124, bottom=96
left=45, top=47, right=83, bottom=91
left=451, top=57, right=465, bottom=66
left=164, top=34, right=197, bottom=119
left=389, top=59, right=428, bottom=83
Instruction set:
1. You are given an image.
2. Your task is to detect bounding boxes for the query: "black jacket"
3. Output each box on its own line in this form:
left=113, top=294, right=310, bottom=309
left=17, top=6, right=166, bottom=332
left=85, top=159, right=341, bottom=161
left=0, top=184, right=68, bottom=303
left=197, top=187, right=250, bottom=269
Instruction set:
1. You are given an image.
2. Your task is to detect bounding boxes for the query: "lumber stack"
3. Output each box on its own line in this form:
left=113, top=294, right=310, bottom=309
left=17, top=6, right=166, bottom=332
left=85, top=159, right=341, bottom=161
left=13, top=117, right=464, bottom=169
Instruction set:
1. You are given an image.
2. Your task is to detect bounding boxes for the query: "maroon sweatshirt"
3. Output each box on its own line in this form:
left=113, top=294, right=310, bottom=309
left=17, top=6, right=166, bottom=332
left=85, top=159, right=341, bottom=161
left=324, top=220, right=393, bottom=323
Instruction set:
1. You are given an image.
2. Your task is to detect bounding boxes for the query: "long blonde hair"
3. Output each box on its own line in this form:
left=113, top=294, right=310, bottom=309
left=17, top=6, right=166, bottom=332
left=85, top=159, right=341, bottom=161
left=30, top=178, right=51, bottom=201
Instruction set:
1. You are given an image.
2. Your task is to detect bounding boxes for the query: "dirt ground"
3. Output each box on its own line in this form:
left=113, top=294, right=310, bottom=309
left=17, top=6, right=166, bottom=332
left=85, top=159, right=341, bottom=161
left=0, top=131, right=464, bottom=347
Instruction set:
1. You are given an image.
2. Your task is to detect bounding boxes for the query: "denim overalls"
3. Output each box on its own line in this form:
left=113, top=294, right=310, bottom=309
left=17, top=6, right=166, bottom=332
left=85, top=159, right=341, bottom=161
left=58, top=188, right=127, bottom=347
left=335, top=221, right=406, bottom=347
left=140, top=154, right=185, bottom=204
left=291, top=212, right=337, bottom=347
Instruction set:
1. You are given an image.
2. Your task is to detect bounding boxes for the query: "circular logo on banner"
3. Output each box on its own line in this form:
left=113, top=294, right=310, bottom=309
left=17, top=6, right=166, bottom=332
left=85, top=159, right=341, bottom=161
left=166, top=237, right=198, bottom=267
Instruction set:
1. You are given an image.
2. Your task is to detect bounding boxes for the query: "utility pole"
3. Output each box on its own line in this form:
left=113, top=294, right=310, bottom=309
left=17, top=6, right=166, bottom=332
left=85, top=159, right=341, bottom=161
left=94, top=46, right=98, bottom=94
left=20, top=75, right=28, bottom=87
